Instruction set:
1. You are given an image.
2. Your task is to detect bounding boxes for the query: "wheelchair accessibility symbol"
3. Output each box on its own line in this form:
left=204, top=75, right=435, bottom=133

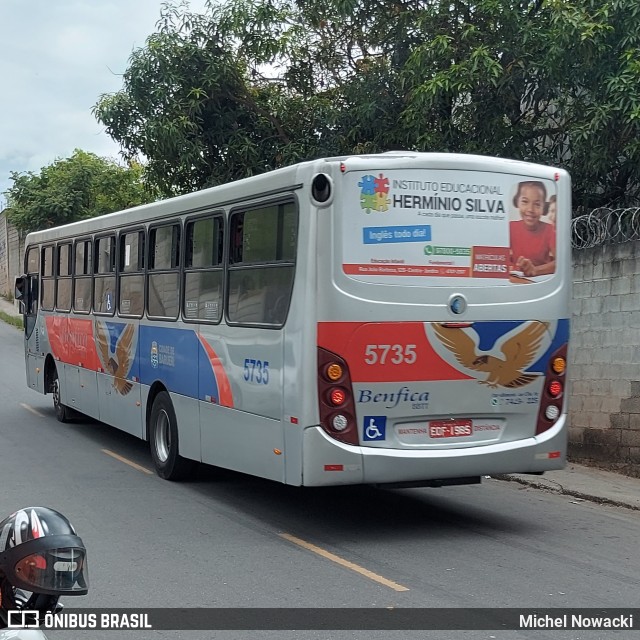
left=363, top=416, right=386, bottom=441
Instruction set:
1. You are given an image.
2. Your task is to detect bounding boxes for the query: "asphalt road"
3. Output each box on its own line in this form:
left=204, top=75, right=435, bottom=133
left=0, top=320, right=638, bottom=640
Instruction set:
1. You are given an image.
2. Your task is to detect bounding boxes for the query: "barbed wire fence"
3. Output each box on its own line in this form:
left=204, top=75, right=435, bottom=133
left=572, top=207, right=640, bottom=249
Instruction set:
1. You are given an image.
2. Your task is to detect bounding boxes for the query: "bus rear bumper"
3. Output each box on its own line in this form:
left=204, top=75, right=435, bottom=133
left=302, top=416, right=567, bottom=487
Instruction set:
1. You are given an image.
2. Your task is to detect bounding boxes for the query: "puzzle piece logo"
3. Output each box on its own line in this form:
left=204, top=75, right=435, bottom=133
left=358, top=173, right=391, bottom=213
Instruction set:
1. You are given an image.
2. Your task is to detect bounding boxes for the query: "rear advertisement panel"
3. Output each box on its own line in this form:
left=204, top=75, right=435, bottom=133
left=342, top=169, right=557, bottom=285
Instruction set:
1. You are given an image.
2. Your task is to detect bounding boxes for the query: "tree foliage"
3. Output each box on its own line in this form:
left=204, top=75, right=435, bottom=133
left=5, top=150, right=151, bottom=234
left=94, top=0, right=640, bottom=211
left=93, top=4, right=338, bottom=196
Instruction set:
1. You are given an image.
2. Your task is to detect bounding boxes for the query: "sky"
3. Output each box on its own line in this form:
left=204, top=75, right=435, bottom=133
left=0, top=0, right=208, bottom=208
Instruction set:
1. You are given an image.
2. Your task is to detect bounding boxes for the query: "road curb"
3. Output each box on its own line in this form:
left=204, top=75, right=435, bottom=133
left=494, top=473, right=639, bottom=511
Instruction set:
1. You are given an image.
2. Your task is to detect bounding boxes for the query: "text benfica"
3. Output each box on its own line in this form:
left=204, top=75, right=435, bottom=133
left=520, top=614, right=634, bottom=629
left=358, top=387, right=429, bottom=409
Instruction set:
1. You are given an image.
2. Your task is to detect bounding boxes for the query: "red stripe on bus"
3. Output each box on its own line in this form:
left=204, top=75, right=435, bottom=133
left=45, top=317, right=101, bottom=370
left=317, top=321, right=471, bottom=383
left=198, top=336, right=234, bottom=408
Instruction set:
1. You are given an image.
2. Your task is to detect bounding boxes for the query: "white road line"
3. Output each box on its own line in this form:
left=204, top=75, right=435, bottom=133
left=20, top=403, right=45, bottom=417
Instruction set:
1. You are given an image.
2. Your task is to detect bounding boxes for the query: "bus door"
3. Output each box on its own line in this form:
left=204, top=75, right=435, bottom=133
left=16, top=248, right=45, bottom=393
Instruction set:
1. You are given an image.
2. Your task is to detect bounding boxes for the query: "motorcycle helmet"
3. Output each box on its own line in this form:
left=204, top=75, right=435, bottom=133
left=0, top=507, right=88, bottom=599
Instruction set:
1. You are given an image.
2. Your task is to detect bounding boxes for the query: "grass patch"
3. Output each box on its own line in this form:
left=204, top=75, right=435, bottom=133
left=0, top=311, right=23, bottom=330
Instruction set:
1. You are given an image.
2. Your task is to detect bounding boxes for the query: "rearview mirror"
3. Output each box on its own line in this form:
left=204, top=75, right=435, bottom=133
left=15, top=275, right=26, bottom=301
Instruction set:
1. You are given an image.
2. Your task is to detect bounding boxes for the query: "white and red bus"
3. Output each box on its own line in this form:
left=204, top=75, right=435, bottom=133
left=15, top=152, right=571, bottom=486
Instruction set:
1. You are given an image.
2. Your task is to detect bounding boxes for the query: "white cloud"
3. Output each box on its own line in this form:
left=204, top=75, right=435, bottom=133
left=0, top=0, right=208, bottom=207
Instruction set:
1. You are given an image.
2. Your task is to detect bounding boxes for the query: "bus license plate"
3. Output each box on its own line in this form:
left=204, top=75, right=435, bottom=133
left=428, top=419, right=473, bottom=438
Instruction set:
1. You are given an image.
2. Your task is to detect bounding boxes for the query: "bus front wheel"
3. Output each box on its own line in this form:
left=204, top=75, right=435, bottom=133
left=149, top=391, right=195, bottom=481
left=51, top=366, right=71, bottom=423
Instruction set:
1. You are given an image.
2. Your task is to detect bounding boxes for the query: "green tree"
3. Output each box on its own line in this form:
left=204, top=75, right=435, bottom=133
left=93, top=4, right=338, bottom=197
left=5, top=150, right=152, bottom=234
left=94, top=0, right=640, bottom=211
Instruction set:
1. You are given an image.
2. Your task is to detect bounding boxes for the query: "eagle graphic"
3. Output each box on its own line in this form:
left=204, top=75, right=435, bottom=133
left=431, top=322, right=549, bottom=388
left=95, top=322, right=135, bottom=396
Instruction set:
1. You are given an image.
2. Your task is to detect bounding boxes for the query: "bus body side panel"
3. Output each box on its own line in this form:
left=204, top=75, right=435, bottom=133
left=94, top=321, right=143, bottom=438
left=26, top=353, right=45, bottom=394
left=44, top=316, right=143, bottom=436
left=197, top=324, right=286, bottom=483
left=96, top=371, right=144, bottom=438
left=64, top=364, right=99, bottom=418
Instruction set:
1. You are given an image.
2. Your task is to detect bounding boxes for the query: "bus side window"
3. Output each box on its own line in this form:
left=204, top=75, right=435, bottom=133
left=148, top=223, right=180, bottom=319
left=94, top=235, right=116, bottom=315
left=41, top=245, right=55, bottom=311
left=119, top=230, right=145, bottom=318
left=265, top=270, right=295, bottom=325
left=73, top=239, right=92, bottom=313
left=230, top=274, right=266, bottom=323
left=183, top=215, right=224, bottom=322
left=56, top=243, right=72, bottom=312
left=227, top=201, right=297, bottom=327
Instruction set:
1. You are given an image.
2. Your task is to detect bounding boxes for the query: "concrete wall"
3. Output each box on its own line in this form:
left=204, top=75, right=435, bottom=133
left=0, top=212, right=23, bottom=298
left=569, top=241, right=640, bottom=476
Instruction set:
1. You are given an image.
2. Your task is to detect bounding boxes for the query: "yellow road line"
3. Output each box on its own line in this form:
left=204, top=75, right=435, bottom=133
left=101, top=449, right=154, bottom=475
left=279, top=532, right=409, bottom=592
left=20, top=403, right=45, bottom=417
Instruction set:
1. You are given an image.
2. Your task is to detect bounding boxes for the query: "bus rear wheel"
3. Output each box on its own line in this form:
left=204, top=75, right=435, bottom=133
left=149, top=391, right=195, bottom=481
left=52, top=366, right=71, bottom=423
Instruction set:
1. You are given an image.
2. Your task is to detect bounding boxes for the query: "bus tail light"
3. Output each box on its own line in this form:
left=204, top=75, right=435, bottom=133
left=548, top=380, right=563, bottom=398
left=551, top=356, right=566, bottom=374
left=317, top=347, right=359, bottom=445
left=329, top=388, right=347, bottom=406
left=544, top=405, right=560, bottom=421
left=536, top=344, right=567, bottom=435
left=326, top=363, right=343, bottom=381
left=331, top=414, right=349, bottom=431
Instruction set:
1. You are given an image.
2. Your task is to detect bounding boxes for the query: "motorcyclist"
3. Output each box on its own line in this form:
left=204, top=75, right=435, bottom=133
left=0, top=507, right=88, bottom=633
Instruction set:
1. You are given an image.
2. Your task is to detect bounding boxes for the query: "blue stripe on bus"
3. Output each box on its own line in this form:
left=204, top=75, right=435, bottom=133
left=138, top=326, right=219, bottom=401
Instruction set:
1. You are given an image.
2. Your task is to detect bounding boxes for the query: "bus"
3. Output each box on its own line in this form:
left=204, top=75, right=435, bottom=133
left=15, top=152, right=571, bottom=487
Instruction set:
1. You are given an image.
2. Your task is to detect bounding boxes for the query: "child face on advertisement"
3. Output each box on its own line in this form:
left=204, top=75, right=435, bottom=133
left=516, top=184, right=546, bottom=230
